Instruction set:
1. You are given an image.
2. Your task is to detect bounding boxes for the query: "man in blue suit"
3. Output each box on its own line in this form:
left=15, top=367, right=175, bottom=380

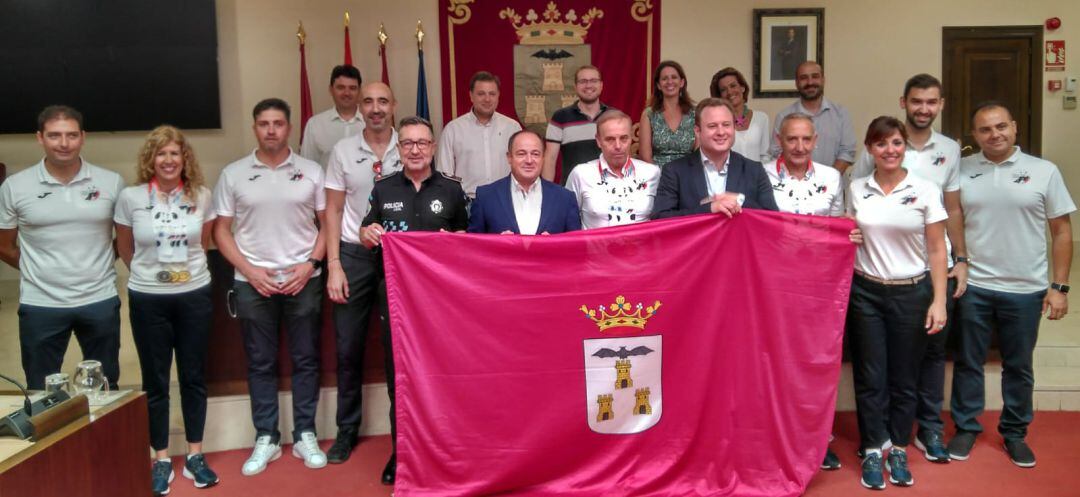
left=653, top=98, right=778, bottom=219
left=469, top=130, right=582, bottom=234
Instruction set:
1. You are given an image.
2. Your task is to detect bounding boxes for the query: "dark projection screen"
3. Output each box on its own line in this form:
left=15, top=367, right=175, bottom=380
left=0, top=0, right=219, bottom=134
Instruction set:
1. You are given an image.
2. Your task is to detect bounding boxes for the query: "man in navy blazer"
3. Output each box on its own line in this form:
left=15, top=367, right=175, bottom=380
left=468, top=130, right=582, bottom=234
left=653, top=98, right=778, bottom=219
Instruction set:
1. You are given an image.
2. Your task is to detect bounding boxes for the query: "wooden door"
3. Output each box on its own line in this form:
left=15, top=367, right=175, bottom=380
left=942, top=26, right=1042, bottom=156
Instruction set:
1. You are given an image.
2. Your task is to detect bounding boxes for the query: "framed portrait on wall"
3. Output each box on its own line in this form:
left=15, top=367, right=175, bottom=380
left=752, top=8, right=824, bottom=98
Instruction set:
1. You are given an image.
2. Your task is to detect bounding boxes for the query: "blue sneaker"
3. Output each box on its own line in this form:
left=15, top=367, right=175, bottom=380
left=915, top=430, right=951, bottom=463
left=887, top=449, right=914, bottom=486
left=183, top=453, right=220, bottom=488
left=151, top=459, right=174, bottom=496
left=860, top=450, right=886, bottom=490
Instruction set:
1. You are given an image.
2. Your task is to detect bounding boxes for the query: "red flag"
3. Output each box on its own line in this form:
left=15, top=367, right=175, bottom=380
left=343, top=12, right=353, bottom=65
left=380, top=44, right=389, bottom=84
left=382, top=211, right=856, bottom=496
left=298, top=24, right=312, bottom=145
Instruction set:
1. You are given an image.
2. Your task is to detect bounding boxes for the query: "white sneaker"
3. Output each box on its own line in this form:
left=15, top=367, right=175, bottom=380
left=292, top=431, right=328, bottom=469
left=242, top=435, right=282, bottom=476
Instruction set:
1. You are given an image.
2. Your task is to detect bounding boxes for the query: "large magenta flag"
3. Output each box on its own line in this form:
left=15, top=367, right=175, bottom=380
left=382, top=210, right=856, bottom=496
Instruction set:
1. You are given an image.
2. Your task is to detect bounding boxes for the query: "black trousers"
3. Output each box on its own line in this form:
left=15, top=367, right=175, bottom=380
left=235, top=278, right=322, bottom=440
left=914, top=277, right=958, bottom=433
left=129, top=285, right=212, bottom=451
left=848, top=274, right=932, bottom=450
left=18, top=296, right=121, bottom=390
left=333, top=242, right=379, bottom=429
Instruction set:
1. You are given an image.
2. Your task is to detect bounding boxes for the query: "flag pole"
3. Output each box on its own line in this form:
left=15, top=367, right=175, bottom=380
left=298, top=21, right=313, bottom=144
left=415, top=20, right=430, bottom=120
left=378, top=23, right=390, bottom=85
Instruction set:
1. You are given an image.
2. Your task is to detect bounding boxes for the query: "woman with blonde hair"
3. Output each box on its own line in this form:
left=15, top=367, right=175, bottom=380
left=114, top=125, right=219, bottom=495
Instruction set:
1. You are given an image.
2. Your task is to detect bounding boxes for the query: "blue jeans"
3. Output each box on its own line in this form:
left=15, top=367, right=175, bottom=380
left=234, top=278, right=322, bottom=441
left=950, top=285, right=1044, bottom=441
left=18, top=296, right=121, bottom=390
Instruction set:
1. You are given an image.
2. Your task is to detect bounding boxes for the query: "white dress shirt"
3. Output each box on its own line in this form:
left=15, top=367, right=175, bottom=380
left=300, top=107, right=366, bottom=167
left=437, top=110, right=522, bottom=197
left=511, top=176, right=543, bottom=235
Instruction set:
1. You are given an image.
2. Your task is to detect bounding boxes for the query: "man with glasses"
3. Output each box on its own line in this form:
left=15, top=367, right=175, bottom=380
left=360, top=116, right=469, bottom=485
left=322, top=81, right=403, bottom=465
left=542, top=65, right=614, bottom=185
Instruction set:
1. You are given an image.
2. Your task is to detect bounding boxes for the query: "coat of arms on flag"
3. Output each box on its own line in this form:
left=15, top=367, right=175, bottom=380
left=501, top=2, right=603, bottom=136
left=581, top=295, right=662, bottom=434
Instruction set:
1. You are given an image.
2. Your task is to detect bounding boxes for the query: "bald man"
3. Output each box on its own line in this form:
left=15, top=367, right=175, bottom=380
left=322, top=81, right=404, bottom=464
left=769, top=61, right=855, bottom=173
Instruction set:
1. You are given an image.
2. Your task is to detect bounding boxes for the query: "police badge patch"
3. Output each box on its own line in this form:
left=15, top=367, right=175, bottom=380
left=430, top=199, right=443, bottom=214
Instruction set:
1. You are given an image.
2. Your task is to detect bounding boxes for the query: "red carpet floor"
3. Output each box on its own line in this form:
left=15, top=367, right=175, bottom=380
left=166, top=411, right=1079, bottom=496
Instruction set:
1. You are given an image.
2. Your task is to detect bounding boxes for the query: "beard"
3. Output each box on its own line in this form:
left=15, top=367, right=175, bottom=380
left=905, top=112, right=935, bottom=130
left=797, top=85, right=821, bottom=101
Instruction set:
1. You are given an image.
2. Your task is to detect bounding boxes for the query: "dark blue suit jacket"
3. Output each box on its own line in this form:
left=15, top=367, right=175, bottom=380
left=652, top=150, right=778, bottom=219
left=467, top=175, right=582, bottom=234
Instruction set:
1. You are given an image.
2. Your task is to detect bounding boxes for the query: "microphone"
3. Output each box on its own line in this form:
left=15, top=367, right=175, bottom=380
left=0, top=373, right=32, bottom=416
left=0, top=372, right=73, bottom=439
left=0, top=372, right=34, bottom=439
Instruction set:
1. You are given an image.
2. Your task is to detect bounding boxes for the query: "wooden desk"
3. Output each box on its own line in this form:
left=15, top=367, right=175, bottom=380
left=0, top=391, right=150, bottom=497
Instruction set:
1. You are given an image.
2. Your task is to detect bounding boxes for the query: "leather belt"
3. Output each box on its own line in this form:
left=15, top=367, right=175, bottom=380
left=854, top=269, right=927, bottom=286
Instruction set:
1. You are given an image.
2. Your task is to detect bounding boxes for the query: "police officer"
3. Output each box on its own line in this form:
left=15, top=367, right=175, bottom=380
left=359, top=116, right=469, bottom=485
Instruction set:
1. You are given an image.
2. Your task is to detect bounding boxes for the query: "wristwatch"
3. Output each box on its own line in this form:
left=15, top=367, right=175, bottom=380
left=1051, top=282, right=1070, bottom=294
left=954, top=256, right=970, bottom=265
left=307, top=258, right=324, bottom=270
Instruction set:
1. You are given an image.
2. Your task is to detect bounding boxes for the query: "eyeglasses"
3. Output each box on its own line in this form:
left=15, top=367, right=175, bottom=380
left=399, top=139, right=433, bottom=151
left=576, top=78, right=601, bottom=85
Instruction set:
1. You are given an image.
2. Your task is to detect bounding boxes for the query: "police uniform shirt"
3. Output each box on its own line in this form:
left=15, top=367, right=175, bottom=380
left=0, top=159, right=123, bottom=307
left=848, top=172, right=947, bottom=280
left=299, top=107, right=366, bottom=167
left=960, top=147, right=1077, bottom=293
left=566, top=156, right=661, bottom=229
left=764, top=159, right=844, bottom=216
left=362, top=170, right=468, bottom=235
left=325, top=129, right=402, bottom=244
left=213, top=150, right=326, bottom=281
left=114, top=185, right=215, bottom=294
left=436, top=110, right=522, bottom=198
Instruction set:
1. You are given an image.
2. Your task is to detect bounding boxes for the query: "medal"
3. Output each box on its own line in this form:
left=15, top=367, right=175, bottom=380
left=156, top=271, right=173, bottom=283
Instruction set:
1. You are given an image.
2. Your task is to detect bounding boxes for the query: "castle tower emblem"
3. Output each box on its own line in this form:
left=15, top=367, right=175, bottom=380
left=581, top=295, right=664, bottom=434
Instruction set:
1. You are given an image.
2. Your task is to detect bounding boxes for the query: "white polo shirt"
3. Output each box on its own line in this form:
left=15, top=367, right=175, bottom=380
left=436, top=110, right=522, bottom=197
left=299, top=107, right=366, bottom=167
left=848, top=172, right=948, bottom=280
left=851, top=130, right=962, bottom=192
left=0, top=159, right=123, bottom=306
left=960, top=148, right=1077, bottom=293
left=213, top=150, right=326, bottom=281
left=566, top=156, right=661, bottom=229
left=114, top=185, right=215, bottom=294
left=325, top=129, right=402, bottom=244
left=764, top=159, right=843, bottom=216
